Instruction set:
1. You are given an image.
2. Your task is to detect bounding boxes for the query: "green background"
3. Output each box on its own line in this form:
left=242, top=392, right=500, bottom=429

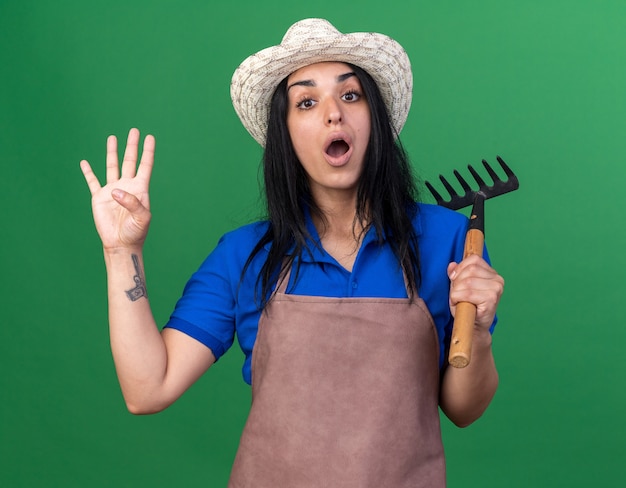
left=1, top=0, right=624, bottom=486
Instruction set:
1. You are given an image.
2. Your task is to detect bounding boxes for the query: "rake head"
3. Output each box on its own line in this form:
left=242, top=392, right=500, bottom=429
left=425, top=156, right=519, bottom=211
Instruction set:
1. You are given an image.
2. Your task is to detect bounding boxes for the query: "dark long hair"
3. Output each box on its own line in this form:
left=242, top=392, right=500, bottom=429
left=242, top=63, right=421, bottom=308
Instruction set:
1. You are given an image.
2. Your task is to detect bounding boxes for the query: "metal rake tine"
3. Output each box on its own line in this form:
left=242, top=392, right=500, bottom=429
left=468, top=164, right=487, bottom=190
left=425, top=180, right=445, bottom=204
left=453, top=170, right=473, bottom=195
left=481, top=159, right=500, bottom=184
left=440, top=174, right=460, bottom=199
left=496, top=156, right=518, bottom=182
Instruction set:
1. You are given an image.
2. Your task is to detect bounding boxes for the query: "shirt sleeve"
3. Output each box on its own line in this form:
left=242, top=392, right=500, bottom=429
left=165, top=224, right=262, bottom=356
left=163, top=235, right=238, bottom=361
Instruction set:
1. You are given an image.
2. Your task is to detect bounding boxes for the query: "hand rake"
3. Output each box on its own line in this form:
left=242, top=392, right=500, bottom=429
left=425, top=156, right=519, bottom=368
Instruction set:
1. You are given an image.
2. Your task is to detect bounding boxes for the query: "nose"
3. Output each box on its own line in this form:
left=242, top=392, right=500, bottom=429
left=324, top=98, right=342, bottom=125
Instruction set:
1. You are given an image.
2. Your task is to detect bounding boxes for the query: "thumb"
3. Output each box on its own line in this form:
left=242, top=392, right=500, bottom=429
left=111, top=189, right=149, bottom=217
left=447, top=262, right=459, bottom=280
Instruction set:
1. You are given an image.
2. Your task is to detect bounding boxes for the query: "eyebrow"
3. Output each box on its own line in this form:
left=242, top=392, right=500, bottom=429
left=287, top=71, right=356, bottom=91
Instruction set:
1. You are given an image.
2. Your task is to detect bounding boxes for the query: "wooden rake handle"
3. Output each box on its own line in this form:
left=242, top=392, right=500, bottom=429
left=449, top=227, right=484, bottom=368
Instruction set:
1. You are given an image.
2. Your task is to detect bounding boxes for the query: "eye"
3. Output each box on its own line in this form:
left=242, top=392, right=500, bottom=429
left=342, top=90, right=361, bottom=102
left=295, top=97, right=316, bottom=110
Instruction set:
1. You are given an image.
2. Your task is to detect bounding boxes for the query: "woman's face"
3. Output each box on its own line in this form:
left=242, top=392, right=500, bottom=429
left=286, top=62, right=371, bottom=204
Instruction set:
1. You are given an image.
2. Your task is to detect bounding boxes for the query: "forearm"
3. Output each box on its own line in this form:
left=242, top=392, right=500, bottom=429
left=104, top=248, right=170, bottom=413
left=439, top=329, right=499, bottom=427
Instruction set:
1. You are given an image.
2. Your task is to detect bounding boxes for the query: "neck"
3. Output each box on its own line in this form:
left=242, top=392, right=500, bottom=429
left=311, top=190, right=363, bottom=235
left=311, top=193, right=368, bottom=272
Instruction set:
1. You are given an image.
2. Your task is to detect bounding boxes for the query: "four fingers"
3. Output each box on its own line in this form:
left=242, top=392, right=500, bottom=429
left=81, top=128, right=155, bottom=192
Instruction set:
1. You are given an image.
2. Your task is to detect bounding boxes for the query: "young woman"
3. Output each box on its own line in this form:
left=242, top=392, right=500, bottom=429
left=81, top=18, right=503, bottom=487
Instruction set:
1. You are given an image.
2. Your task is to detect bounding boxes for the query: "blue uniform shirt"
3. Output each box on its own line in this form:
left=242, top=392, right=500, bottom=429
left=164, top=203, right=496, bottom=385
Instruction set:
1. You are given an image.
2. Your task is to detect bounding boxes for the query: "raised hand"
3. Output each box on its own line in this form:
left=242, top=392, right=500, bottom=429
left=80, top=128, right=155, bottom=251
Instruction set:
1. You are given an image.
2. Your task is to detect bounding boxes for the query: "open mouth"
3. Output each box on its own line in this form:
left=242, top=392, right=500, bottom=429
left=325, top=139, right=350, bottom=158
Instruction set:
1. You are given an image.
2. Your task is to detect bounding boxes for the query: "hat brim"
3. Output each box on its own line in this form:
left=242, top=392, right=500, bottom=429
left=230, top=19, right=412, bottom=146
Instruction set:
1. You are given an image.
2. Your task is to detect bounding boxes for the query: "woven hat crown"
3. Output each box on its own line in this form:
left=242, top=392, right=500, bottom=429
left=281, top=17, right=343, bottom=42
left=230, top=19, right=412, bottom=146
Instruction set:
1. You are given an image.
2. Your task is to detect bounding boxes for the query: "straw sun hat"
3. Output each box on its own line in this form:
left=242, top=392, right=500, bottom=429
left=230, top=18, right=413, bottom=146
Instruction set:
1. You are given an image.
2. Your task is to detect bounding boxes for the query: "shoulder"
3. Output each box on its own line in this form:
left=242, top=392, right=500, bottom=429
left=414, top=202, right=468, bottom=236
left=217, top=220, right=270, bottom=251
left=196, top=220, right=270, bottom=278
left=412, top=203, right=468, bottom=264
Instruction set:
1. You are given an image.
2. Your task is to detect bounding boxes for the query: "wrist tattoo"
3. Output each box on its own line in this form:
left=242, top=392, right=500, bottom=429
left=125, top=254, right=148, bottom=301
